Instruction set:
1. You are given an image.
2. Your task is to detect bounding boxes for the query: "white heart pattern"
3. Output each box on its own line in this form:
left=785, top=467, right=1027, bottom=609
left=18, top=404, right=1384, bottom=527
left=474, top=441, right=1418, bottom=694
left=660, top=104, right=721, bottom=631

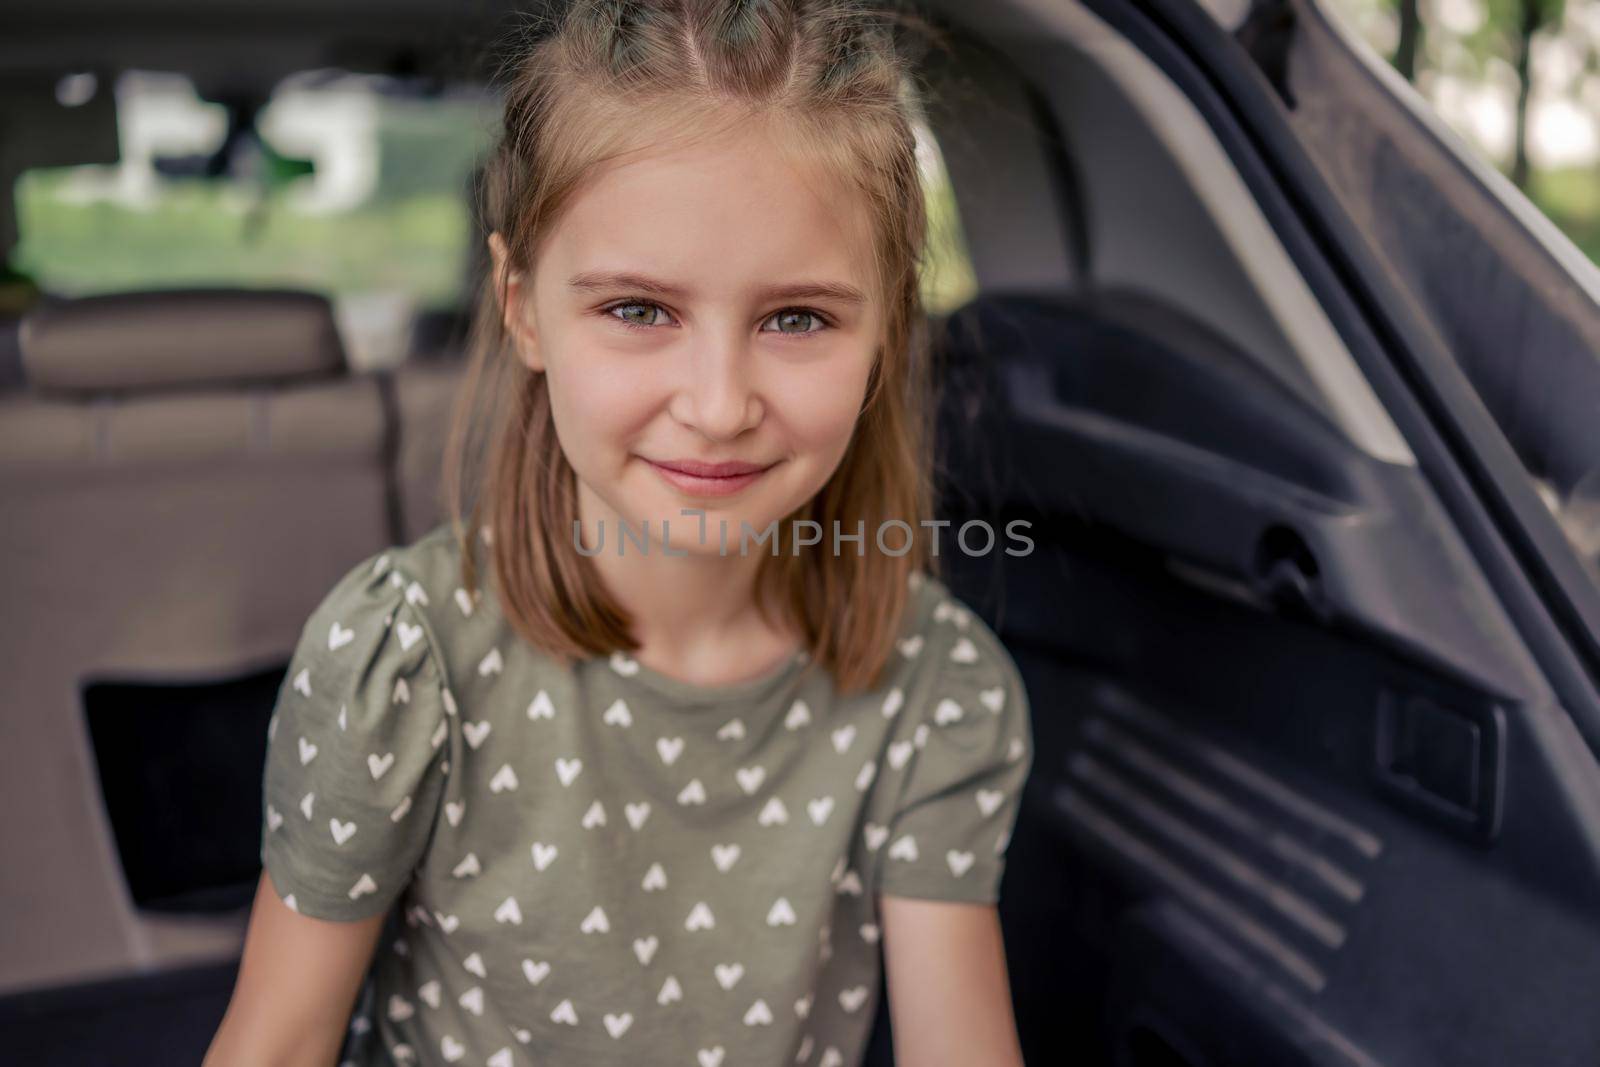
left=531, top=842, right=558, bottom=870
left=785, top=700, right=811, bottom=730
left=367, top=752, right=394, bottom=780
left=328, top=621, right=354, bottom=651
left=625, top=802, right=652, bottom=830
left=855, top=761, right=877, bottom=791
left=489, top=764, right=518, bottom=793
left=397, top=621, right=423, bottom=652
left=527, top=690, right=555, bottom=720
left=889, top=834, right=919, bottom=861
left=807, top=796, right=835, bottom=825
left=522, top=958, right=551, bottom=985
left=642, top=862, right=668, bottom=891
left=757, top=797, right=788, bottom=826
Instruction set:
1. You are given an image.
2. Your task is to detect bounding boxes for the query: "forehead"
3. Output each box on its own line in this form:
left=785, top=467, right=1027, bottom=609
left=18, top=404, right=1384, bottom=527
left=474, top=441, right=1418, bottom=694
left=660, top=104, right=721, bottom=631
left=541, top=116, right=878, bottom=298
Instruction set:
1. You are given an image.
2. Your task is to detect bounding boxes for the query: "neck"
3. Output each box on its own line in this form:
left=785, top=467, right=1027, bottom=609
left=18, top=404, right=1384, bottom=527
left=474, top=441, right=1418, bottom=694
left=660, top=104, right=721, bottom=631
left=575, top=480, right=796, bottom=680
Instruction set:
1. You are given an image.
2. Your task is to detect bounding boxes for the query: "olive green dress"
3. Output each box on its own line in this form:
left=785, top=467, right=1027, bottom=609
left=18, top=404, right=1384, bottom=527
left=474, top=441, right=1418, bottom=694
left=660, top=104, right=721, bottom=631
left=260, top=523, right=1034, bottom=1067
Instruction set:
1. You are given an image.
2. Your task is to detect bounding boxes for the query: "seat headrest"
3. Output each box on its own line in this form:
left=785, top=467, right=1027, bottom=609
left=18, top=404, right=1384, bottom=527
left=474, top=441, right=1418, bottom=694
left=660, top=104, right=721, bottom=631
left=19, top=289, right=347, bottom=393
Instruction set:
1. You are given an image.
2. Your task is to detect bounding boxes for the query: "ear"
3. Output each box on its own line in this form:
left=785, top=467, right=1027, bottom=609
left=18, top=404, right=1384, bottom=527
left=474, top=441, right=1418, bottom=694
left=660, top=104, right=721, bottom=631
left=488, top=231, right=544, bottom=373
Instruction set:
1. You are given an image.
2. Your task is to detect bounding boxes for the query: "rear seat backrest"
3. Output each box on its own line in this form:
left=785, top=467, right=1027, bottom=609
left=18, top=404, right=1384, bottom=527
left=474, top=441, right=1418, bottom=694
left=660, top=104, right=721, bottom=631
left=0, top=289, right=393, bottom=995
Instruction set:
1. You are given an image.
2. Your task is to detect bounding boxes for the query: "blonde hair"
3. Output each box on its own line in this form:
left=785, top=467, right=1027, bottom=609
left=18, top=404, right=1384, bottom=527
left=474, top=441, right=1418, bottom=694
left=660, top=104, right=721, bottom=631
left=444, top=0, right=945, bottom=695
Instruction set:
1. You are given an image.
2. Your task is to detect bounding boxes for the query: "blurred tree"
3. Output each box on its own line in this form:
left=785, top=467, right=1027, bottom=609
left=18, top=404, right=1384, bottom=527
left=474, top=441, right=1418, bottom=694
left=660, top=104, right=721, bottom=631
left=1474, top=0, right=1566, bottom=187
left=1394, top=0, right=1424, bottom=79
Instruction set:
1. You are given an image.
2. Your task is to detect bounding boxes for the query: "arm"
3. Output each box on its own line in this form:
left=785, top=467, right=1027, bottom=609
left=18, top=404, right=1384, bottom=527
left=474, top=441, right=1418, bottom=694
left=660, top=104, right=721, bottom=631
left=204, top=870, right=384, bottom=1067
left=879, top=894, right=1026, bottom=1067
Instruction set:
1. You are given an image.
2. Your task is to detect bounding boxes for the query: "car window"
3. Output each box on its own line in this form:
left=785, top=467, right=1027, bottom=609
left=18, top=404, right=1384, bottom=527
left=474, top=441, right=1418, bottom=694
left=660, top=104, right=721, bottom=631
left=1323, top=0, right=1600, bottom=590
left=10, top=71, right=977, bottom=368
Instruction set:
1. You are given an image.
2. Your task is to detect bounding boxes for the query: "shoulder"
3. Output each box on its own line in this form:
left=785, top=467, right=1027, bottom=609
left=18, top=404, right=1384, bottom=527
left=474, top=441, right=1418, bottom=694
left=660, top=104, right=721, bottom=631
left=284, top=523, right=477, bottom=712
left=317, top=522, right=477, bottom=642
left=902, top=572, right=1025, bottom=697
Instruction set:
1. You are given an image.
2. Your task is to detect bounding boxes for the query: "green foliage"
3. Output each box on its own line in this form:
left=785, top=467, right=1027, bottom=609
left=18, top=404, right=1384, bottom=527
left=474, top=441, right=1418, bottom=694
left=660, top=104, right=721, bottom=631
left=12, top=173, right=474, bottom=302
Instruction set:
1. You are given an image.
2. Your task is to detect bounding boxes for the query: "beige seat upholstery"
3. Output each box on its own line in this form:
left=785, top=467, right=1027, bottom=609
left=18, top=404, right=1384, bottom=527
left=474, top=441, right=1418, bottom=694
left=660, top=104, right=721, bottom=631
left=393, top=358, right=469, bottom=543
left=0, top=289, right=393, bottom=994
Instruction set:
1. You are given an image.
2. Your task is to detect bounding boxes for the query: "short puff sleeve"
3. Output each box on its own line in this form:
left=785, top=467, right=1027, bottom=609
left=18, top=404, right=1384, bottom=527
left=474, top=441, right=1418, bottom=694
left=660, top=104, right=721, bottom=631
left=875, top=606, right=1035, bottom=904
left=260, top=550, right=452, bottom=921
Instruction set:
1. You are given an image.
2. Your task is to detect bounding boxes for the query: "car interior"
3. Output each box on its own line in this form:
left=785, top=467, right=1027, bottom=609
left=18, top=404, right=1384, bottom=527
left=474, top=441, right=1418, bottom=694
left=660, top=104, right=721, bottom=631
left=5, top=1, right=1600, bottom=1065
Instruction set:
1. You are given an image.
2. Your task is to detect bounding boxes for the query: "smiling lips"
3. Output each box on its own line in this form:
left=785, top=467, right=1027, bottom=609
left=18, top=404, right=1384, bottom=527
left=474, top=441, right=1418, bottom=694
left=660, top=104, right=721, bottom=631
left=644, top=457, right=777, bottom=497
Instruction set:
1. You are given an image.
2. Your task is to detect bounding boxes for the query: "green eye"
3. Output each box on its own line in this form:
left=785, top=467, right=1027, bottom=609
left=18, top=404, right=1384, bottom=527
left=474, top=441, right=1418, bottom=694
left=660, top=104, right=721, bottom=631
left=610, top=303, right=664, bottom=328
left=765, top=309, right=825, bottom=334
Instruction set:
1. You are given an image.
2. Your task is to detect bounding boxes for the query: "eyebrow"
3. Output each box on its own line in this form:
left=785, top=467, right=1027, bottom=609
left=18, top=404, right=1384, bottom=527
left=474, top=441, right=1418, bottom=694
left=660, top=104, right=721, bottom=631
left=567, top=270, right=866, bottom=306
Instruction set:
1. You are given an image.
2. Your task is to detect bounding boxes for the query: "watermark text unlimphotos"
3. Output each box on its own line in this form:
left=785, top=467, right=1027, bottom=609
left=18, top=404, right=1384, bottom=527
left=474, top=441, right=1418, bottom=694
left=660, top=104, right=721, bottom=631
left=574, top=509, right=1034, bottom=557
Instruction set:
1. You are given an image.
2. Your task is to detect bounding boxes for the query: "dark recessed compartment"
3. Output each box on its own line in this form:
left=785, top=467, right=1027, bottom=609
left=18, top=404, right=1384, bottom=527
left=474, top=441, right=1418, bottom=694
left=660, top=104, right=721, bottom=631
left=84, top=664, right=284, bottom=913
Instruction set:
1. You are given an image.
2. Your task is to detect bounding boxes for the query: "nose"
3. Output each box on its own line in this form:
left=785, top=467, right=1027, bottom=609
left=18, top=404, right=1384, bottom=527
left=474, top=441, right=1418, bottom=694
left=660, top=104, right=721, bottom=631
left=673, top=331, right=763, bottom=442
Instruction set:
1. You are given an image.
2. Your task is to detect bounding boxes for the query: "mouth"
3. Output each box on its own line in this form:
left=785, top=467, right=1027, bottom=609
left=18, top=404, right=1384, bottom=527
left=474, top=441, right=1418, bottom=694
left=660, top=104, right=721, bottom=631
left=641, top=456, right=779, bottom=498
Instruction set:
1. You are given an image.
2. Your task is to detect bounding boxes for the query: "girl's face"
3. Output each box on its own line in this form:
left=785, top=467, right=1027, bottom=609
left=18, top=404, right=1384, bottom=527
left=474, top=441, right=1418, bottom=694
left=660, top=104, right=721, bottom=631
left=492, top=118, right=882, bottom=556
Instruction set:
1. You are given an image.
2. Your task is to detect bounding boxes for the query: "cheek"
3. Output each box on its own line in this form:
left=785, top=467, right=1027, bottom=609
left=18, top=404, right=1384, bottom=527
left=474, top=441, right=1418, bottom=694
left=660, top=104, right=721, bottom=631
left=774, top=351, right=874, bottom=456
left=544, top=358, right=655, bottom=460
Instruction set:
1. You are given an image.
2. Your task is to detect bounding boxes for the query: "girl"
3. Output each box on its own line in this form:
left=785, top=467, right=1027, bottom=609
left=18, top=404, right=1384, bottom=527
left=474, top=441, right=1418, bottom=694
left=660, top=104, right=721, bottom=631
left=206, top=1, right=1034, bottom=1064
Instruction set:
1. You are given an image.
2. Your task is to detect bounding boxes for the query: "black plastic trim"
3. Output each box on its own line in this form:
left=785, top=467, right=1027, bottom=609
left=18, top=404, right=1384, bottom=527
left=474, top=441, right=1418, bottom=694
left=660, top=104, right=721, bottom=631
left=1069, top=0, right=1600, bottom=759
